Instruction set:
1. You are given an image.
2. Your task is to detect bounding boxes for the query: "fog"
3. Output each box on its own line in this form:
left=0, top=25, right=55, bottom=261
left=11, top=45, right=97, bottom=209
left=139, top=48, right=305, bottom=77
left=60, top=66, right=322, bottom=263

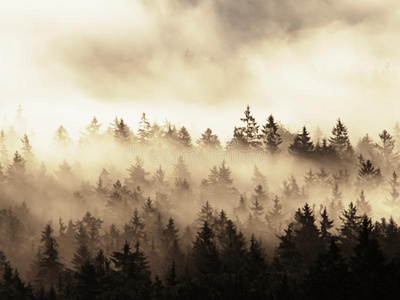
left=1, top=1, right=400, bottom=299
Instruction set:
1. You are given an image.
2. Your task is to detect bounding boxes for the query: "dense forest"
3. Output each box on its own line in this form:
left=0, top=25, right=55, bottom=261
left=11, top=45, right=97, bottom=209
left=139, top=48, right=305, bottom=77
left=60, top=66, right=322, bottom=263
left=1, top=105, right=400, bottom=299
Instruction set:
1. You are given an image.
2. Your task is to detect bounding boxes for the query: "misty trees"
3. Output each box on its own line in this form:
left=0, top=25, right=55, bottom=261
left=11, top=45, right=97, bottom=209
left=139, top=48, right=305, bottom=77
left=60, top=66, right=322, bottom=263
left=197, top=128, right=221, bottom=149
left=54, top=125, right=71, bottom=147
left=357, top=159, right=383, bottom=189
left=113, top=117, right=132, bottom=144
left=177, top=126, right=192, bottom=148
left=240, top=105, right=261, bottom=149
left=138, top=113, right=152, bottom=144
left=261, top=114, right=282, bottom=154
left=126, top=156, right=150, bottom=191
left=192, top=222, right=220, bottom=275
left=80, top=116, right=102, bottom=145
left=386, top=171, right=400, bottom=209
left=110, top=241, right=152, bottom=299
left=7, top=152, right=28, bottom=188
left=339, top=202, right=361, bottom=257
left=329, top=119, right=354, bottom=163
left=21, top=134, right=34, bottom=170
left=36, top=225, right=63, bottom=289
left=289, top=126, right=314, bottom=158
left=320, top=207, right=334, bottom=249
left=374, top=129, right=399, bottom=173
left=356, top=190, right=372, bottom=216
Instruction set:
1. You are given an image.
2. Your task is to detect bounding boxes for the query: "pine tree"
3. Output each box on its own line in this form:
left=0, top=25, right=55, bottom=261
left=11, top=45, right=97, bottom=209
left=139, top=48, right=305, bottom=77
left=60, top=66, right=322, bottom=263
left=240, top=105, right=261, bottom=149
left=261, top=114, right=282, bottom=154
left=339, top=202, right=361, bottom=257
left=173, top=156, right=191, bottom=183
left=357, top=159, right=383, bottom=188
left=197, top=128, right=221, bottom=149
left=38, top=225, right=63, bottom=289
left=113, top=117, right=132, bottom=144
left=251, top=166, right=267, bottom=188
left=7, top=151, right=27, bottom=187
left=196, top=202, right=214, bottom=228
left=320, top=207, right=334, bottom=249
left=386, top=171, right=400, bottom=208
left=249, top=197, right=264, bottom=220
left=94, top=176, right=108, bottom=201
left=304, top=169, right=316, bottom=188
left=329, top=119, right=354, bottom=163
left=72, top=224, right=91, bottom=270
left=330, top=183, right=344, bottom=219
left=304, top=238, right=349, bottom=300
left=293, top=203, right=322, bottom=266
left=54, top=125, right=71, bottom=147
left=217, top=160, right=234, bottom=191
left=276, top=224, right=301, bottom=273
left=152, top=165, right=169, bottom=194
left=138, top=112, right=152, bottom=144
left=80, top=116, right=102, bottom=145
left=266, top=196, right=284, bottom=234
left=234, top=193, right=248, bottom=218
left=374, top=129, right=399, bottom=172
left=289, top=126, right=314, bottom=158
left=219, top=220, right=247, bottom=274
left=246, top=234, right=266, bottom=281
left=316, top=167, right=330, bottom=188
left=356, top=190, right=372, bottom=216
left=192, top=222, right=220, bottom=275
left=252, top=184, right=268, bottom=204
left=356, top=134, right=375, bottom=160
left=350, top=216, right=387, bottom=299
left=332, top=169, right=351, bottom=188
left=177, top=126, right=192, bottom=148
left=129, top=208, right=145, bottom=245
left=126, top=156, right=150, bottom=190
left=231, top=126, right=248, bottom=149
left=110, top=241, right=152, bottom=298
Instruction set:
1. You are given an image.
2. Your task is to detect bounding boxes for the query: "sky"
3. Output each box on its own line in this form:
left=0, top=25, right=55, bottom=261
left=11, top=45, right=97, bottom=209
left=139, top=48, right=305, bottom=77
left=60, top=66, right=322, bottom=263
left=1, top=0, right=400, bottom=142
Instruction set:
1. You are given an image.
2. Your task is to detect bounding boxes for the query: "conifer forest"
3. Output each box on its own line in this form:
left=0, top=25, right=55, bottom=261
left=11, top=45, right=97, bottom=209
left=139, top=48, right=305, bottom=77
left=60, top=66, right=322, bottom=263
left=0, top=105, right=400, bottom=299
left=3, top=0, right=400, bottom=299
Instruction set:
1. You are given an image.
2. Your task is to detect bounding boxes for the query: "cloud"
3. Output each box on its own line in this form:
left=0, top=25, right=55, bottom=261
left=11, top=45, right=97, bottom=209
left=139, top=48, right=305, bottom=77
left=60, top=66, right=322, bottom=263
left=2, top=0, right=400, bottom=139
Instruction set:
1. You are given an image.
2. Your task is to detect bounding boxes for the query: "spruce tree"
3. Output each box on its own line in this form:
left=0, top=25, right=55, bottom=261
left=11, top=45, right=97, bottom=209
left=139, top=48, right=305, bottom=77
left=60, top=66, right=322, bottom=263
left=54, top=125, right=71, bottom=147
left=251, top=166, right=267, bottom=188
left=196, top=201, right=214, bottom=227
left=357, top=159, right=383, bottom=188
left=197, top=128, right=221, bottom=149
left=192, top=222, right=220, bottom=275
left=374, top=129, right=399, bottom=172
left=240, top=105, right=261, bottom=149
left=356, top=190, right=372, bottom=216
left=177, top=126, right=192, bottom=148
left=261, top=114, right=282, bottom=154
left=126, top=156, right=150, bottom=190
left=138, top=112, right=152, bottom=144
left=329, top=119, right=354, bottom=163
left=339, top=202, right=361, bottom=257
left=113, top=117, right=132, bottom=144
left=266, top=196, right=284, bottom=234
left=385, top=171, right=400, bottom=209
left=320, top=207, right=334, bottom=249
left=289, top=126, right=314, bottom=158
left=38, top=225, right=63, bottom=289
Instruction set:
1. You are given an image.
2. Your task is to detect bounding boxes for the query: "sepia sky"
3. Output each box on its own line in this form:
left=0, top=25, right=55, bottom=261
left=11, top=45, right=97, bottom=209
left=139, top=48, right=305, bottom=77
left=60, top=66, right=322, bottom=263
left=1, top=0, right=400, bottom=141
